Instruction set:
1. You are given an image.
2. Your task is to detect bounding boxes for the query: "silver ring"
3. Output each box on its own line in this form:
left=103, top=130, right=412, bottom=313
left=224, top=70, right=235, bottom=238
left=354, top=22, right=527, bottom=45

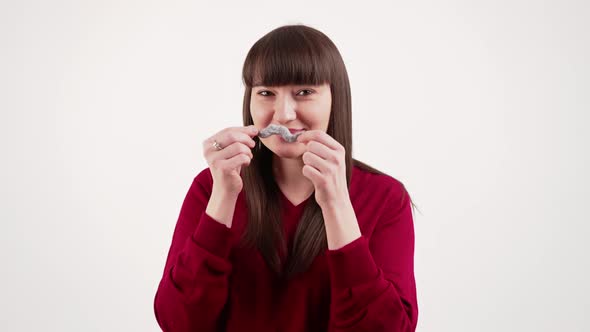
left=212, top=139, right=223, bottom=151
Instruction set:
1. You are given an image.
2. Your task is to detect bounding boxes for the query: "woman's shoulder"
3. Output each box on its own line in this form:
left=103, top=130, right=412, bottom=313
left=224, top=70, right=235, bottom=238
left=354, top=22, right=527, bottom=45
left=195, top=166, right=213, bottom=183
left=352, top=164, right=409, bottom=204
left=187, top=166, right=214, bottom=197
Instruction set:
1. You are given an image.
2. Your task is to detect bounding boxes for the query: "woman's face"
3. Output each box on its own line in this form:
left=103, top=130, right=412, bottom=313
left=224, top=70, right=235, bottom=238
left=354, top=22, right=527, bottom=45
left=250, top=83, right=332, bottom=159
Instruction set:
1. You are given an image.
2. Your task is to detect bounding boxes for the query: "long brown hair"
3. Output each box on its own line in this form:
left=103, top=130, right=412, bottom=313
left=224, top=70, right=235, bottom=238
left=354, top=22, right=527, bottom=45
left=240, top=24, right=418, bottom=280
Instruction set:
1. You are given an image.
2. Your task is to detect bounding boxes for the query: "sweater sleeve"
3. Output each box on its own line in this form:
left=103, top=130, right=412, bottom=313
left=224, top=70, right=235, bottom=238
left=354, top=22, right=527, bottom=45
left=153, top=173, right=234, bottom=332
left=325, top=185, right=418, bottom=332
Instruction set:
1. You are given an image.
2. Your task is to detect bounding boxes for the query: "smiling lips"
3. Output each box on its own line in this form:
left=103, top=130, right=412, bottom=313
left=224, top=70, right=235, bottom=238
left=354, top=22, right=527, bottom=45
left=288, top=128, right=306, bottom=134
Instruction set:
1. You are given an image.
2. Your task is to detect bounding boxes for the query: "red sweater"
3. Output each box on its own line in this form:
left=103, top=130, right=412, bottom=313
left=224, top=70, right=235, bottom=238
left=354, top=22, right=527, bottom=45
left=154, top=165, right=418, bottom=332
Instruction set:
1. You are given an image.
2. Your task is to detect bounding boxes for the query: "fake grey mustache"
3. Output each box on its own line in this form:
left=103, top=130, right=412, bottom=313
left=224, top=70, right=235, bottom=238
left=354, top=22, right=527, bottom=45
left=257, top=124, right=305, bottom=143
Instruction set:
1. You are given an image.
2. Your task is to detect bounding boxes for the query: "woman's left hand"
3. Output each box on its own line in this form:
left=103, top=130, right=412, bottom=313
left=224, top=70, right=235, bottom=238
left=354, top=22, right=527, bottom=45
left=296, top=130, right=350, bottom=209
left=297, top=130, right=362, bottom=250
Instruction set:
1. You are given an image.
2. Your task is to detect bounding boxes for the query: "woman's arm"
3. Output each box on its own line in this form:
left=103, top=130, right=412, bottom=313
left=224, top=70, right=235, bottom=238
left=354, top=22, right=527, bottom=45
left=325, top=186, right=418, bottom=332
left=153, top=173, right=236, bottom=332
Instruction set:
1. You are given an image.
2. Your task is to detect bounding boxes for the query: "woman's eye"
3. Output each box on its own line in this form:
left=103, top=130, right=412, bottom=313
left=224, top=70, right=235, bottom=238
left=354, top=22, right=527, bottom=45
left=297, top=89, right=313, bottom=96
left=257, top=89, right=313, bottom=97
left=258, top=90, right=273, bottom=96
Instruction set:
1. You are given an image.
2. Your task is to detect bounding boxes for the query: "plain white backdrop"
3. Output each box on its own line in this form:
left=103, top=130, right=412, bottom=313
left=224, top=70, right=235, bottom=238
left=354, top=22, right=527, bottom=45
left=1, top=0, right=589, bottom=331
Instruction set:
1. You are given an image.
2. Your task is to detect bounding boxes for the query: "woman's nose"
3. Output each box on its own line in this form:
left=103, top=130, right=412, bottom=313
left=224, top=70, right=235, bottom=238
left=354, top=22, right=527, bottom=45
left=273, top=94, right=297, bottom=122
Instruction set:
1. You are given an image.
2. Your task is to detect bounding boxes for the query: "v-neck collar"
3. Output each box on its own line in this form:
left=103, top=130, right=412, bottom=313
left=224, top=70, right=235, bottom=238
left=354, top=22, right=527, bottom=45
left=278, top=187, right=313, bottom=209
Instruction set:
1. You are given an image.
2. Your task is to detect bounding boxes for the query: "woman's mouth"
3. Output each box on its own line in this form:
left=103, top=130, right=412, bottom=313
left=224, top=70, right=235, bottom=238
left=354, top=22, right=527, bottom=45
left=288, top=128, right=306, bottom=134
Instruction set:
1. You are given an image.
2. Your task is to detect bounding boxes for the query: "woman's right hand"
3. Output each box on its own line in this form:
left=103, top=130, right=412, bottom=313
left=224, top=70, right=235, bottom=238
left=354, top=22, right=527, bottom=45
left=203, top=125, right=259, bottom=196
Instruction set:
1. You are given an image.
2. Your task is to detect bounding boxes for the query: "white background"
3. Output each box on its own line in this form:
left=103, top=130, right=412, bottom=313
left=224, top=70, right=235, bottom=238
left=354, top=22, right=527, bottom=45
left=1, top=0, right=589, bottom=331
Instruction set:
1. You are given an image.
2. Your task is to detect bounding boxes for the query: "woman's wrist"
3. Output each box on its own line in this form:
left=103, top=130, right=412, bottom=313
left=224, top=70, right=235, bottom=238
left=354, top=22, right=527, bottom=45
left=206, top=188, right=239, bottom=228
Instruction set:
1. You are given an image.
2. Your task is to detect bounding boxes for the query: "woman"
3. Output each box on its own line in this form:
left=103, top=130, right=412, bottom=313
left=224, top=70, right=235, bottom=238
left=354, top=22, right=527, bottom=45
left=154, top=24, right=419, bottom=332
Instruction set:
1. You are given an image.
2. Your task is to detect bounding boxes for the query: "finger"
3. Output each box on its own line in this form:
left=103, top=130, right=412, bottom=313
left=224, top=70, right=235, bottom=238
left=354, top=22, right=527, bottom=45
left=216, top=141, right=253, bottom=160
left=296, top=130, right=342, bottom=152
left=205, top=141, right=253, bottom=168
left=302, top=164, right=321, bottom=184
left=237, top=125, right=259, bottom=137
left=302, top=151, right=330, bottom=173
left=204, top=130, right=256, bottom=153
left=305, top=140, right=338, bottom=162
left=204, top=126, right=256, bottom=147
left=219, top=152, right=251, bottom=170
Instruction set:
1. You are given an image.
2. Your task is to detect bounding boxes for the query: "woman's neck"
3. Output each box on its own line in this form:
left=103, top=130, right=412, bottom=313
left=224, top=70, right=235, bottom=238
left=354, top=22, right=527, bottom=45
left=272, top=154, right=314, bottom=192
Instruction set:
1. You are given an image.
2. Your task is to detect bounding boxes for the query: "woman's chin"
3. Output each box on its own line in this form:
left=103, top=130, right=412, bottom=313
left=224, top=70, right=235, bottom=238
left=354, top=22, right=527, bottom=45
left=266, top=140, right=305, bottom=159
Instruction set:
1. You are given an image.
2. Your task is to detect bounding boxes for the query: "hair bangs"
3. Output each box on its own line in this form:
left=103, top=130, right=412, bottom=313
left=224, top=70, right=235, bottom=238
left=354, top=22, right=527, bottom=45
left=242, top=28, right=333, bottom=87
